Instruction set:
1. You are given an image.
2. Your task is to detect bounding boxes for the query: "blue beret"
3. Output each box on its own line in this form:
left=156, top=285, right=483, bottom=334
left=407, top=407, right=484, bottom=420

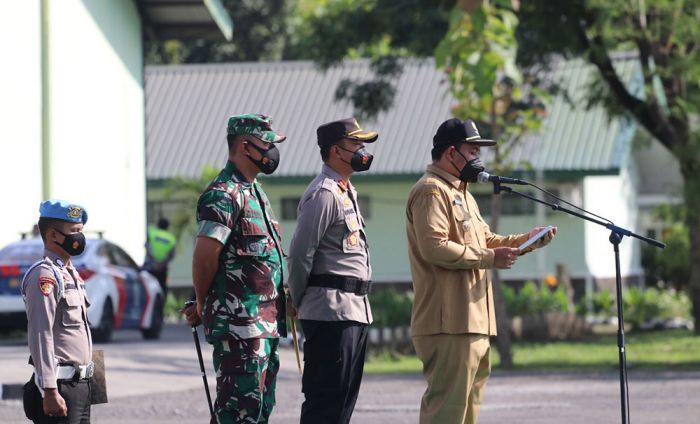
left=39, top=199, right=88, bottom=224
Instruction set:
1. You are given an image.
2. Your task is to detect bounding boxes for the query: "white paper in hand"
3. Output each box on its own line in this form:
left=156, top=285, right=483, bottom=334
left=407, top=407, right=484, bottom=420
left=518, top=225, right=554, bottom=252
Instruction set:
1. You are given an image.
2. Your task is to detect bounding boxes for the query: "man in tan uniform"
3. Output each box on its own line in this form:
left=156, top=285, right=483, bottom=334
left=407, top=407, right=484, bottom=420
left=406, top=118, right=557, bottom=424
left=22, top=199, right=93, bottom=423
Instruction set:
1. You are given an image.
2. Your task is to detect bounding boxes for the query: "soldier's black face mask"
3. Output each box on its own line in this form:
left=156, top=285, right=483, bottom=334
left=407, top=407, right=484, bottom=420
left=54, top=229, right=86, bottom=256
left=245, top=141, right=280, bottom=175
left=336, top=145, right=373, bottom=172
left=451, top=148, right=485, bottom=183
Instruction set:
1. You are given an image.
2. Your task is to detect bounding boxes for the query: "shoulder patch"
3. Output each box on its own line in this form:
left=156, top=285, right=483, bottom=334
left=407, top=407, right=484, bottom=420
left=428, top=189, right=441, bottom=198
left=321, top=178, right=336, bottom=191
left=38, top=276, right=55, bottom=296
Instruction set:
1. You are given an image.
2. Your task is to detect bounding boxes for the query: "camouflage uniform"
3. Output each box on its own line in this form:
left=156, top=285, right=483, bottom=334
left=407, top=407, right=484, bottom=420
left=196, top=114, right=286, bottom=424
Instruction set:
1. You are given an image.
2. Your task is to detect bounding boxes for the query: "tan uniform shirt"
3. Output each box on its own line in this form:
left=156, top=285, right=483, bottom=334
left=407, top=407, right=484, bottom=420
left=287, top=164, right=372, bottom=324
left=22, top=249, right=92, bottom=389
left=406, top=164, right=532, bottom=337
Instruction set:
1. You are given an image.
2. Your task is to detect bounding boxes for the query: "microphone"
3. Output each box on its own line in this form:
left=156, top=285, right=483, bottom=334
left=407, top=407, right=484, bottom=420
left=477, top=171, right=529, bottom=185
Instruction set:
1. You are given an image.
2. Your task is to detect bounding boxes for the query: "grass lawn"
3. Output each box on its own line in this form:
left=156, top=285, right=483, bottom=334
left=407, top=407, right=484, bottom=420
left=364, top=329, right=700, bottom=374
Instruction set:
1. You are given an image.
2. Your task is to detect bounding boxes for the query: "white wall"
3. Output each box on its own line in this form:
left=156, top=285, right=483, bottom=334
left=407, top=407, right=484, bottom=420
left=0, top=0, right=42, bottom=244
left=583, top=165, right=642, bottom=282
left=0, top=1, right=146, bottom=261
left=47, top=0, right=145, bottom=260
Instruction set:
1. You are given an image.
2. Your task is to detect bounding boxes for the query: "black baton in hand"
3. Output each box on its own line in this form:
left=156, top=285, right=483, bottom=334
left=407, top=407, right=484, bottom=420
left=185, top=300, right=214, bottom=419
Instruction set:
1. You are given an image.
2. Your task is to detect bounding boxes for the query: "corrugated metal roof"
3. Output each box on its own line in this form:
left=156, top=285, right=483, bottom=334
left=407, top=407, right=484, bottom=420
left=145, top=57, right=639, bottom=180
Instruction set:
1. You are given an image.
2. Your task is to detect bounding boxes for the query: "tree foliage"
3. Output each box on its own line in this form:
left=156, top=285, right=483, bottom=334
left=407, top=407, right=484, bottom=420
left=434, top=0, right=547, bottom=368
left=146, top=0, right=455, bottom=119
left=515, top=0, right=700, bottom=333
left=162, top=166, right=220, bottom=240
left=436, top=1, right=544, bottom=170
left=287, top=0, right=455, bottom=119
left=146, top=0, right=294, bottom=64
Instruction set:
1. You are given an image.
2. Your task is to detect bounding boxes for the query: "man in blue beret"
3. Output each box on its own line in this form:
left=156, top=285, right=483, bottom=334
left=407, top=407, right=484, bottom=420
left=21, top=199, right=94, bottom=423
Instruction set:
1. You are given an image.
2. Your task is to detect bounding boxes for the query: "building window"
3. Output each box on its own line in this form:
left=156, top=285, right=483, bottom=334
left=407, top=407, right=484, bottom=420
left=281, top=197, right=300, bottom=221
left=473, top=189, right=561, bottom=216
left=473, top=192, right=533, bottom=216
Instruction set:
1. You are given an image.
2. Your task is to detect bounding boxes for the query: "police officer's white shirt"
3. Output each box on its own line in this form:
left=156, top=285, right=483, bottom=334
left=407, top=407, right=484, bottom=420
left=287, top=164, right=373, bottom=324
left=22, top=249, right=92, bottom=389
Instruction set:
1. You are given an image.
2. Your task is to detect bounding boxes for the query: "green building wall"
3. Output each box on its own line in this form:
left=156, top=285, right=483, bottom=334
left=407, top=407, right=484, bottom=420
left=149, top=173, right=588, bottom=289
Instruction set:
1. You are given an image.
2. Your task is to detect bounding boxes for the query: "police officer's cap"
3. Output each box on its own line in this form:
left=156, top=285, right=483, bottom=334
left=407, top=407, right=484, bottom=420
left=39, top=199, right=88, bottom=224
left=317, top=117, right=379, bottom=147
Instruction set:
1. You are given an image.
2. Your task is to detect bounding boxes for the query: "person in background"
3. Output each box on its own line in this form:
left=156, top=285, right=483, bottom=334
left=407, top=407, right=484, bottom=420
left=143, top=217, right=177, bottom=298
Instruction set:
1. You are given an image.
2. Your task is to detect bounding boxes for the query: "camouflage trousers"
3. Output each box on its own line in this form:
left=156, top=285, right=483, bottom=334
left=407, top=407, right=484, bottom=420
left=211, top=337, right=280, bottom=424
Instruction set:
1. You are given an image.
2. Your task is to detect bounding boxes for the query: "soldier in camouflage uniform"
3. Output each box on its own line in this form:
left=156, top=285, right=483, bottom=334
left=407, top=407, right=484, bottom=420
left=191, top=114, right=287, bottom=424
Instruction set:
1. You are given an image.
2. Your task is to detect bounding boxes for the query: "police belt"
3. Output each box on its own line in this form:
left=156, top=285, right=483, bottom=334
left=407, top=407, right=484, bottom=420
left=308, top=274, right=372, bottom=295
left=56, top=362, right=94, bottom=381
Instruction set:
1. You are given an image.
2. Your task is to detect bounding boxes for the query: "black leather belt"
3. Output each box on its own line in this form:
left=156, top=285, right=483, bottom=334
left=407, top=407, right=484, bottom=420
left=308, top=274, right=372, bottom=295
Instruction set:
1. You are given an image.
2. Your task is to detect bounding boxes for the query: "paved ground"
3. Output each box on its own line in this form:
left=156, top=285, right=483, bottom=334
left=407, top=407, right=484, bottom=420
left=2, top=324, right=699, bottom=423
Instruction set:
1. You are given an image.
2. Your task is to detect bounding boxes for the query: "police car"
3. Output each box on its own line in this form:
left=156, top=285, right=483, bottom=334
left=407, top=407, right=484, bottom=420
left=0, top=236, right=164, bottom=342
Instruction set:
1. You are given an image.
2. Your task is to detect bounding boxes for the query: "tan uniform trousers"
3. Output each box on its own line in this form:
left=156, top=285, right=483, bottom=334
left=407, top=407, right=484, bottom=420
left=413, top=333, right=491, bottom=424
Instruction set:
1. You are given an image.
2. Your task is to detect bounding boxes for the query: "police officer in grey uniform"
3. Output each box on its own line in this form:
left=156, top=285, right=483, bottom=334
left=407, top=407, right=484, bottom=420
left=287, top=117, right=378, bottom=424
left=22, top=199, right=93, bottom=424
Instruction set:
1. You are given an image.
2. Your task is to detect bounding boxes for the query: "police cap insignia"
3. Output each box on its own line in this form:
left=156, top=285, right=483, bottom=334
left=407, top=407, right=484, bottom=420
left=39, top=276, right=55, bottom=296
left=67, top=207, right=82, bottom=219
left=39, top=199, right=88, bottom=224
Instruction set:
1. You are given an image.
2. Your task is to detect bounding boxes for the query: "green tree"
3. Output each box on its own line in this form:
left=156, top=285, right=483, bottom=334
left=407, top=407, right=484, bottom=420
left=162, top=166, right=220, bottom=240
left=515, top=0, right=700, bottom=334
left=145, top=0, right=294, bottom=64
left=285, top=0, right=455, bottom=119
left=642, top=205, right=690, bottom=290
left=435, top=0, right=545, bottom=368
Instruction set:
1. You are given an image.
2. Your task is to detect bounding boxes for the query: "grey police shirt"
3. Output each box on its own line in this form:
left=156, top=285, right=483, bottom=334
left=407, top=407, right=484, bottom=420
left=287, top=164, right=373, bottom=324
left=22, top=249, right=92, bottom=389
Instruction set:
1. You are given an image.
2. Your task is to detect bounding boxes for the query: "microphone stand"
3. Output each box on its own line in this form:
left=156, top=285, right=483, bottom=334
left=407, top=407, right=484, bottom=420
left=491, top=181, right=665, bottom=424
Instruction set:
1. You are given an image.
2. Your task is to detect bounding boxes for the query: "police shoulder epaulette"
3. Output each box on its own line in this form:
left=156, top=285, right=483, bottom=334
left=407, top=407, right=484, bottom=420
left=21, top=259, right=65, bottom=301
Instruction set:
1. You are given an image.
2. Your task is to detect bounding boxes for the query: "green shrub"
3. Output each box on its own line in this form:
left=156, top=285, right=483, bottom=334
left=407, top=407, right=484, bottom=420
left=623, top=287, right=662, bottom=325
left=623, top=287, right=691, bottom=325
left=576, top=289, right=614, bottom=317
left=164, top=292, right=189, bottom=321
left=575, top=288, right=691, bottom=324
left=503, top=281, right=569, bottom=317
left=369, top=288, right=413, bottom=328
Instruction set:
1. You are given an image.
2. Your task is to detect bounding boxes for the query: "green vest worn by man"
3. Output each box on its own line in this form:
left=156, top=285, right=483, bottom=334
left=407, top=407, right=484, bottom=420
left=147, top=227, right=177, bottom=264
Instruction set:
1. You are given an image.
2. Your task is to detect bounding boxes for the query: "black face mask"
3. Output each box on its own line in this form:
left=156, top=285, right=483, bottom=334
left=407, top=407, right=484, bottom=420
left=246, top=142, right=280, bottom=175
left=337, top=145, right=374, bottom=172
left=54, top=229, right=86, bottom=256
left=452, top=150, right=485, bottom=183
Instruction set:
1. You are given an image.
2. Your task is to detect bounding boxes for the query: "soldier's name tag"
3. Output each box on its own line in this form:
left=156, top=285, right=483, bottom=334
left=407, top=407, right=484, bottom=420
left=243, top=210, right=264, bottom=219
left=453, top=197, right=464, bottom=206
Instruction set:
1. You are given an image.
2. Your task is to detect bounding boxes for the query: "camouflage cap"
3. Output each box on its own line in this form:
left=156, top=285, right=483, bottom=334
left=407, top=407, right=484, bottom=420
left=226, top=114, right=286, bottom=143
